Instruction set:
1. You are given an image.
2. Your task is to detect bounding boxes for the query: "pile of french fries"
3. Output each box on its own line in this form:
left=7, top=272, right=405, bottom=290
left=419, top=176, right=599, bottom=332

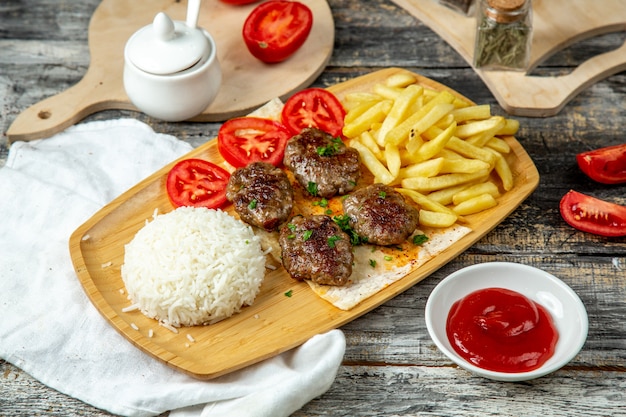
left=341, top=72, right=518, bottom=228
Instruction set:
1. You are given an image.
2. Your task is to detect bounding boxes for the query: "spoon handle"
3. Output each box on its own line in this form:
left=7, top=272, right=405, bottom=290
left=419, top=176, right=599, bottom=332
left=186, top=0, right=202, bottom=28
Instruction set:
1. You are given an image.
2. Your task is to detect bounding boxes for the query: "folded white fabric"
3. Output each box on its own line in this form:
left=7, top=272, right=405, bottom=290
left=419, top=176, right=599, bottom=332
left=0, top=119, right=345, bottom=417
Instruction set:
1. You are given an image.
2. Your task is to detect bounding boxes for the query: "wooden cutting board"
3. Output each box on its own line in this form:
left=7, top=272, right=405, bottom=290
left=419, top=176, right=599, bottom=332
left=391, top=0, right=626, bottom=117
left=69, top=68, right=539, bottom=379
left=6, top=0, right=334, bottom=143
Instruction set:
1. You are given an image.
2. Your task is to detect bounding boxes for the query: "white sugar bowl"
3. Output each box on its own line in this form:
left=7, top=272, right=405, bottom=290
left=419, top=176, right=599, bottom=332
left=123, top=1, right=221, bottom=121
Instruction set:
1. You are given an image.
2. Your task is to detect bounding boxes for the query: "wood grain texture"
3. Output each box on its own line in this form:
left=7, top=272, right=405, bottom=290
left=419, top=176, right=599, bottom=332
left=1, top=0, right=625, bottom=415
left=5, top=0, right=334, bottom=142
left=391, top=0, right=626, bottom=116
left=68, top=67, right=538, bottom=380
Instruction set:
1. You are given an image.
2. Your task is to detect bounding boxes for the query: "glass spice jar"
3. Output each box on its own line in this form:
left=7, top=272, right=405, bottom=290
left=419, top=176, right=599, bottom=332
left=473, top=0, right=532, bottom=71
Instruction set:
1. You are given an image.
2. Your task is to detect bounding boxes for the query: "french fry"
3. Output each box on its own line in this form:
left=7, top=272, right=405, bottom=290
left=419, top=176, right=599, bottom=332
left=385, top=72, right=418, bottom=88
left=384, top=142, right=402, bottom=179
left=358, top=131, right=384, bottom=160
left=396, top=188, right=457, bottom=216
left=453, top=193, right=498, bottom=215
left=384, top=91, right=456, bottom=146
left=497, top=118, right=520, bottom=135
left=485, top=136, right=511, bottom=154
left=413, top=121, right=456, bottom=162
left=418, top=209, right=458, bottom=228
left=490, top=149, right=514, bottom=191
left=339, top=72, right=522, bottom=227
left=451, top=104, right=491, bottom=122
left=343, top=99, right=392, bottom=138
left=440, top=157, right=491, bottom=174
left=372, top=83, right=405, bottom=100
left=377, top=84, right=424, bottom=146
left=350, top=140, right=394, bottom=184
left=454, top=116, right=505, bottom=139
left=401, top=169, right=489, bottom=193
left=452, top=181, right=500, bottom=205
left=398, top=157, right=444, bottom=179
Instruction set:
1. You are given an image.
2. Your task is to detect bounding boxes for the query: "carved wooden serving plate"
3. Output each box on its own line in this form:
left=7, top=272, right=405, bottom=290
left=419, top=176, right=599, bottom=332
left=69, top=68, right=540, bottom=379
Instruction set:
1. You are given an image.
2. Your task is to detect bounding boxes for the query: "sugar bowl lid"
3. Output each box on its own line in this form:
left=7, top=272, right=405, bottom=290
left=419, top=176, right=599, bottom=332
left=126, top=11, right=209, bottom=75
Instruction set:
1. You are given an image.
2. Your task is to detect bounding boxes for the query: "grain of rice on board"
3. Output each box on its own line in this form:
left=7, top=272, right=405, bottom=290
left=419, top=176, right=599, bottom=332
left=121, top=206, right=267, bottom=327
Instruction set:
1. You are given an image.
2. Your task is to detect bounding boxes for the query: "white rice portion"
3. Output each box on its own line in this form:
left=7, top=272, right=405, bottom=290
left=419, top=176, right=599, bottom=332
left=121, top=206, right=266, bottom=327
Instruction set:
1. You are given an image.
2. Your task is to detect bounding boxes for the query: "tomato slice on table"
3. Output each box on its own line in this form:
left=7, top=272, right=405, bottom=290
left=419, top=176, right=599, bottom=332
left=242, top=0, right=313, bottom=63
left=166, top=159, right=231, bottom=209
left=217, top=117, right=291, bottom=168
left=281, top=88, right=346, bottom=137
left=576, top=143, right=626, bottom=184
left=559, top=190, right=626, bottom=237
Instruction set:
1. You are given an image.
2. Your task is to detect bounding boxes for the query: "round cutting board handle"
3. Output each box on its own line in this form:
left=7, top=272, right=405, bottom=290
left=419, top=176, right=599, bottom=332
left=481, top=40, right=626, bottom=117
left=6, top=68, right=134, bottom=143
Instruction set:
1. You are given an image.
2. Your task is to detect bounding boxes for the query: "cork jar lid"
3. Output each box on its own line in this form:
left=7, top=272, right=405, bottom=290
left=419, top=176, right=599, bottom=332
left=487, top=0, right=526, bottom=11
left=485, top=0, right=528, bottom=23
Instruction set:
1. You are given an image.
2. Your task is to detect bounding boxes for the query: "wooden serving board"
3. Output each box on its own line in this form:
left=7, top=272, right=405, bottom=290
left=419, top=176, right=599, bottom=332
left=6, top=0, right=334, bottom=143
left=69, top=68, right=540, bottom=380
left=391, top=0, right=626, bottom=117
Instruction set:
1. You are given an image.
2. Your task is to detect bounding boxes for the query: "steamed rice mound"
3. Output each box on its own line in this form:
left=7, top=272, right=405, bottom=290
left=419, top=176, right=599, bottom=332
left=121, top=206, right=266, bottom=327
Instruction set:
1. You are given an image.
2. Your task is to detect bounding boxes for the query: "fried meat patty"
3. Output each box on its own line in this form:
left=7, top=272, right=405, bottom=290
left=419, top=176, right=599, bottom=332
left=226, top=162, right=293, bottom=231
left=342, top=183, right=419, bottom=246
left=283, top=128, right=361, bottom=198
left=279, top=215, right=353, bottom=286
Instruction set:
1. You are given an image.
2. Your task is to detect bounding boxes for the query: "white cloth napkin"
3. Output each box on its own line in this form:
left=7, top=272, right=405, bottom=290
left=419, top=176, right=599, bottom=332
left=0, top=119, right=345, bottom=417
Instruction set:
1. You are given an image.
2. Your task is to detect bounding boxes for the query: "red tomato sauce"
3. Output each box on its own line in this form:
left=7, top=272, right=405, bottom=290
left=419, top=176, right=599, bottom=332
left=446, top=287, right=559, bottom=373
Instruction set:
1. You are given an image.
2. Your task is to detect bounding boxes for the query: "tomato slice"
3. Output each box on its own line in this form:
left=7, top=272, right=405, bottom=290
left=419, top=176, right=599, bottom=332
left=576, top=143, right=626, bottom=184
left=217, top=117, right=291, bottom=168
left=166, top=159, right=231, bottom=209
left=559, top=190, right=626, bottom=237
left=281, top=88, right=346, bottom=137
left=242, top=0, right=313, bottom=63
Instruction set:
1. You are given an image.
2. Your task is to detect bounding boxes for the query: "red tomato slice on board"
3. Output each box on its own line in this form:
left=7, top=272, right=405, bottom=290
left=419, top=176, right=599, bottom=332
left=559, top=190, right=626, bottom=237
left=576, top=144, right=626, bottom=184
left=166, top=159, right=231, bottom=209
left=281, top=88, right=346, bottom=137
left=217, top=117, right=291, bottom=168
left=242, top=0, right=313, bottom=63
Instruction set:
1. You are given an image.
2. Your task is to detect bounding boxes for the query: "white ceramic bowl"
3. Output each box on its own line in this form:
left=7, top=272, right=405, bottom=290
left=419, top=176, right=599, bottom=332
left=425, top=262, right=588, bottom=382
left=123, top=27, right=221, bottom=122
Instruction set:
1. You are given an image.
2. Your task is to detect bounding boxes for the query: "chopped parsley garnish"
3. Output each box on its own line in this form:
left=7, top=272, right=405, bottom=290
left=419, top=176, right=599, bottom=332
left=369, top=259, right=377, bottom=268
left=284, top=290, right=293, bottom=297
left=384, top=255, right=393, bottom=261
left=325, top=209, right=333, bottom=215
left=327, top=235, right=341, bottom=248
left=332, top=214, right=368, bottom=246
left=313, top=198, right=329, bottom=208
left=302, top=230, right=313, bottom=241
left=412, top=234, right=429, bottom=245
left=316, top=137, right=343, bottom=157
left=307, top=181, right=318, bottom=196
left=248, top=199, right=257, bottom=209
left=287, top=223, right=296, bottom=231
left=378, top=191, right=387, bottom=199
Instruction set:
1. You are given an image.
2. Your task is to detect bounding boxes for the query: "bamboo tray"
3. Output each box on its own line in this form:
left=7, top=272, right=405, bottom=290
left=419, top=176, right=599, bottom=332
left=69, top=68, right=540, bottom=379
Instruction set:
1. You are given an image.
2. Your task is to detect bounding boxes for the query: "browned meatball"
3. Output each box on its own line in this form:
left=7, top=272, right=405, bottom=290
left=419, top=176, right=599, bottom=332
left=342, top=183, right=419, bottom=246
left=283, top=127, right=361, bottom=198
left=226, top=162, right=293, bottom=231
left=279, top=215, right=353, bottom=286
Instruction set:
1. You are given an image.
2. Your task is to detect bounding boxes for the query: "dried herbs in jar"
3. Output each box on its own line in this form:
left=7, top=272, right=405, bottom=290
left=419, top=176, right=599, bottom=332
left=473, top=0, right=532, bottom=71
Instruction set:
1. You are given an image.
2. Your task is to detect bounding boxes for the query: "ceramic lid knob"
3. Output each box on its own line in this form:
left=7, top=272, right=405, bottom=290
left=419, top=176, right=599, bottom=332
left=127, top=12, right=209, bottom=75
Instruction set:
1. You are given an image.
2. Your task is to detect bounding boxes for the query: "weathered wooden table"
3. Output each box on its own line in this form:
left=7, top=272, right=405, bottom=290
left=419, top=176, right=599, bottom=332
left=1, top=1, right=625, bottom=416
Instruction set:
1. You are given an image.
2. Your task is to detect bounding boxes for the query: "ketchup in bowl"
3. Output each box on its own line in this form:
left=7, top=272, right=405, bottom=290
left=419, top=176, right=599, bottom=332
left=446, top=287, right=559, bottom=373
